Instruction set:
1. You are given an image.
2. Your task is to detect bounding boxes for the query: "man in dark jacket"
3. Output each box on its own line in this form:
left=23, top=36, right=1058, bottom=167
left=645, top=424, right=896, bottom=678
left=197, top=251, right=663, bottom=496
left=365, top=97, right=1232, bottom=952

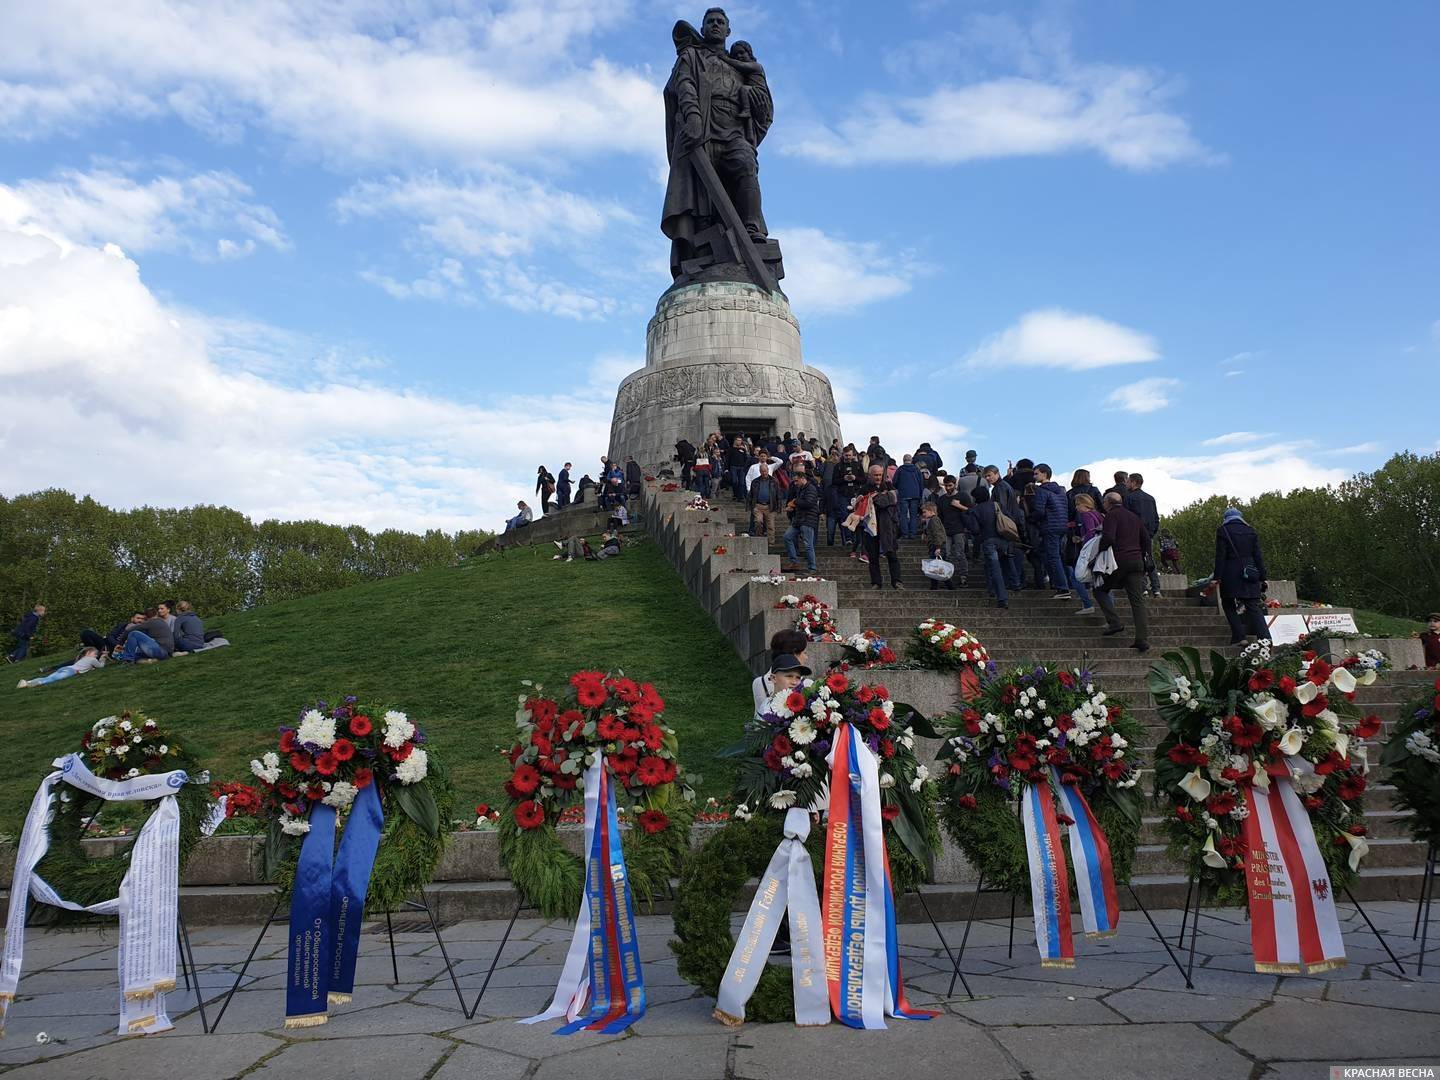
left=556, top=463, right=573, bottom=508
left=1124, top=473, right=1162, bottom=595
left=965, top=487, right=1009, bottom=608
left=893, top=454, right=924, bottom=539
left=674, top=439, right=696, bottom=489
left=725, top=437, right=750, bottom=503
left=861, top=464, right=903, bottom=588
left=783, top=473, right=822, bottom=573
left=1094, top=493, right=1150, bottom=651
left=1213, top=508, right=1271, bottom=644
left=171, top=601, right=206, bottom=654
left=748, top=460, right=784, bottom=537
left=936, top=475, right=971, bottom=584
left=7, top=604, right=45, bottom=662
left=116, top=610, right=174, bottom=663
left=1032, top=464, right=1072, bottom=600
left=625, top=456, right=643, bottom=498
left=913, top=442, right=943, bottom=475
left=983, top=465, right=1025, bottom=590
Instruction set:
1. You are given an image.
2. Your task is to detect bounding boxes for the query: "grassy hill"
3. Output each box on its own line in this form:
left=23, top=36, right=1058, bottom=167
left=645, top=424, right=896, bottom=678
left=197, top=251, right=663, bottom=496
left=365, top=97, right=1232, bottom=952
left=0, top=532, right=753, bottom=828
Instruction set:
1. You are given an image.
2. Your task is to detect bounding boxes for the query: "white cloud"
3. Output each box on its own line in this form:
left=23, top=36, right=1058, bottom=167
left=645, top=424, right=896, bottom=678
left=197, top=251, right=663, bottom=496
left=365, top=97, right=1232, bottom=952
left=778, top=227, right=921, bottom=315
left=1202, top=431, right=1271, bottom=447
left=0, top=206, right=614, bottom=532
left=1104, top=377, right=1179, bottom=414
left=1, top=167, right=287, bottom=259
left=1084, top=444, right=1351, bottom=515
left=1328, top=442, right=1381, bottom=456
left=1224, top=370, right=1245, bottom=377
left=963, top=308, right=1160, bottom=371
left=790, top=17, right=1210, bottom=171
left=0, top=2, right=659, bottom=168
left=1431, top=319, right=1440, bottom=343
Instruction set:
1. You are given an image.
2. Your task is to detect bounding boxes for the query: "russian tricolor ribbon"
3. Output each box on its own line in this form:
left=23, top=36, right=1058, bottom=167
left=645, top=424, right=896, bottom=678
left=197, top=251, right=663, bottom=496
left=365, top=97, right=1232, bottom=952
left=1239, top=778, right=1345, bottom=974
left=822, top=723, right=936, bottom=1029
left=1020, top=779, right=1075, bottom=967
left=714, top=808, right=828, bottom=1027
left=523, top=759, right=646, bottom=1034
left=1053, top=773, right=1120, bottom=939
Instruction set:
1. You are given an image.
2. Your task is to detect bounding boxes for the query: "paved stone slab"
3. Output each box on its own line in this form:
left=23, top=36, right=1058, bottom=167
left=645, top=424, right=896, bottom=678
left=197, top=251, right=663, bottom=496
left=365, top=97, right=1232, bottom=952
left=1323, top=979, right=1440, bottom=1012
left=733, top=1015, right=1019, bottom=1080
left=430, top=1043, right=533, bottom=1080
left=952, top=995, right=1127, bottom=1026
left=533, top=1033, right=731, bottom=1080
left=1228, top=997, right=1440, bottom=1060
left=993, top=1022, right=1251, bottom=1080
left=249, top=1034, right=451, bottom=1080
left=453, top=1017, right=626, bottom=1059
left=1, top=1032, right=282, bottom=1079
left=1103, top=987, right=1262, bottom=1023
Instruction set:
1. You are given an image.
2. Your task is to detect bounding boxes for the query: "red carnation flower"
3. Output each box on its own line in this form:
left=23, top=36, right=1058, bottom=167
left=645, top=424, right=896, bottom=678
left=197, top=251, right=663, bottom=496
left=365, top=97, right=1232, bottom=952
left=1175, top=805, right=1194, bottom=823
left=1248, top=669, right=1275, bottom=692
left=349, top=715, right=373, bottom=738
left=307, top=783, right=326, bottom=801
left=1303, top=794, right=1323, bottom=810
left=1353, top=714, right=1382, bottom=739
left=1057, top=670, right=1075, bottom=689
left=331, top=738, right=355, bottom=762
left=772, top=734, right=793, bottom=756
left=510, top=763, right=541, bottom=795
left=881, top=804, right=900, bottom=822
left=279, top=730, right=298, bottom=752
left=1102, top=759, right=1129, bottom=781
left=1337, top=775, right=1367, bottom=801
left=1056, top=713, right=1076, bottom=733
left=826, top=672, right=849, bottom=695
left=514, top=800, right=545, bottom=829
left=290, top=752, right=313, bottom=774
left=637, top=809, right=670, bottom=834
left=956, top=794, right=978, bottom=810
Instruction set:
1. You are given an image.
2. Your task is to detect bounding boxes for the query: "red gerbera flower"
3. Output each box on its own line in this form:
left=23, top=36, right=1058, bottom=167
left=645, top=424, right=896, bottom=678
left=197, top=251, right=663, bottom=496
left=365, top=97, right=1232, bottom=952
left=874, top=685, right=889, bottom=701
left=878, top=648, right=897, bottom=663
left=856, top=685, right=875, bottom=704
left=1168, top=743, right=1208, bottom=766
left=597, top=713, right=626, bottom=740
left=641, top=725, right=664, bottom=750
left=635, top=756, right=669, bottom=787
left=349, top=715, right=373, bottom=737
left=785, top=690, right=808, bottom=714
left=314, top=752, right=338, bottom=777
left=307, top=783, right=326, bottom=801
left=881, top=804, right=900, bottom=821
left=390, top=742, right=414, bottom=762
left=290, top=752, right=313, bottom=774
left=956, top=794, right=978, bottom=810
left=1278, top=675, right=1296, bottom=696
left=279, top=730, right=298, bottom=752
left=1206, top=792, right=1237, bottom=816
left=880, top=738, right=896, bottom=759
left=331, top=738, right=355, bottom=762
left=1337, top=774, right=1367, bottom=801
left=514, top=800, right=545, bottom=829
left=575, top=682, right=607, bottom=708
left=637, top=809, right=670, bottom=834
left=528, top=698, right=558, bottom=726
left=1353, top=714, right=1382, bottom=739
left=868, top=707, right=891, bottom=731
left=826, top=672, right=849, bottom=695
left=1248, top=669, right=1275, bottom=692
left=510, top=763, right=542, bottom=795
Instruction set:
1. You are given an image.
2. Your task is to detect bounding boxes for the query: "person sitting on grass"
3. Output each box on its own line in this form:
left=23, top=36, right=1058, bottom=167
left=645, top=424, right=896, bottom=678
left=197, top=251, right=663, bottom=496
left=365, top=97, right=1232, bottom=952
left=17, top=646, right=105, bottom=689
left=553, top=537, right=596, bottom=562
left=503, top=501, right=533, bottom=533
left=171, top=600, right=206, bottom=654
left=113, top=608, right=174, bottom=664
left=595, top=531, right=623, bottom=560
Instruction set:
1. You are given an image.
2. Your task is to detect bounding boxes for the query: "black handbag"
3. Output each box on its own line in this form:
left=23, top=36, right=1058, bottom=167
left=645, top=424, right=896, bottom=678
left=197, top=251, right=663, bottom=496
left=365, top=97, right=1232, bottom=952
left=1222, top=525, right=1260, bottom=582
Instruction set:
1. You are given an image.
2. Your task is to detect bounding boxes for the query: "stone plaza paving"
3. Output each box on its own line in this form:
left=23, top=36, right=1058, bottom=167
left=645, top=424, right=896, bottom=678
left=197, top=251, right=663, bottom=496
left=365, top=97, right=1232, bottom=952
left=0, top=902, right=1436, bottom=1079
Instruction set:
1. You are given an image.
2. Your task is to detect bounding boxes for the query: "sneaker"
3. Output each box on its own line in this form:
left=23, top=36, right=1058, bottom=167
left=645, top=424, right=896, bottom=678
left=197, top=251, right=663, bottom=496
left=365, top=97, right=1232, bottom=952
left=16, top=679, right=28, bottom=689
left=564, top=556, right=574, bottom=562
left=848, top=551, right=858, bottom=560
left=1074, top=606, right=1095, bottom=615
left=137, top=658, right=160, bottom=665
left=552, top=554, right=563, bottom=560
left=553, top=541, right=564, bottom=550
left=956, top=578, right=969, bottom=588
left=858, top=553, right=870, bottom=564
left=1052, top=591, right=1072, bottom=600
left=996, top=600, right=1009, bottom=609
left=892, top=582, right=904, bottom=590
left=1131, top=642, right=1150, bottom=654
left=1102, top=626, right=1127, bottom=637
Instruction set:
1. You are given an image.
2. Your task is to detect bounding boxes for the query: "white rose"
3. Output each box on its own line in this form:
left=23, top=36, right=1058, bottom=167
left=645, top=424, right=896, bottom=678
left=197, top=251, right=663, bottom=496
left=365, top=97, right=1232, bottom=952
left=879, top=773, right=896, bottom=789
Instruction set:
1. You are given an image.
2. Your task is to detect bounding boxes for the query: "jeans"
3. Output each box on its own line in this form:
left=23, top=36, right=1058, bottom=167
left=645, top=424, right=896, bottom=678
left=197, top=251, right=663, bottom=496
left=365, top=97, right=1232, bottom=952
left=1143, top=540, right=1162, bottom=593
left=981, top=540, right=1009, bottom=605
left=1221, top=589, right=1271, bottom=643
left=1095, top=560, right=1149, bottom=644
left=695, top=472, right=712, bottom=498
left=174, top=636, right=205, bottom=653
left=1066, top=564, right=1093, bottom=609
left=826, top=513, right=850, bottom=546
left=6, top=638, right=30, bottom=662
left=30, top=665, right=78, bottom=686
left=729, top=466, right=747, bottom=501
left=557, top=489, right=571, bottom=508
left=898, top=497, right=920, bottom=538
left=785, top=524, right=817, bottom=571
left=1004, top=547, right=1024, bottom=590
left=946, top=532, right=969, bottom=578
left=1042, top=532, right=1071, bottom=594
left=119, top=631, right=168, bottom=662
left=504, top=515, right=528, bottom=532
left=863, top=532, right=902, bottom=585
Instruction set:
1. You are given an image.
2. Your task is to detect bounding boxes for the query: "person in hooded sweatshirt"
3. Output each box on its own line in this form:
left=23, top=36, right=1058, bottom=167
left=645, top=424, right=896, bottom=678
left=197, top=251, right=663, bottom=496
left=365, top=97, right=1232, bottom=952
left=1213, top=507, right=1271, bottom=645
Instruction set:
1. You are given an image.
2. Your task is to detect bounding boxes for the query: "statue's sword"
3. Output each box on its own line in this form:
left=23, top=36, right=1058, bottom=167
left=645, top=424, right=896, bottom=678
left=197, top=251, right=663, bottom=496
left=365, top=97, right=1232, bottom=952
left=686, top=148, right=779, bottom=295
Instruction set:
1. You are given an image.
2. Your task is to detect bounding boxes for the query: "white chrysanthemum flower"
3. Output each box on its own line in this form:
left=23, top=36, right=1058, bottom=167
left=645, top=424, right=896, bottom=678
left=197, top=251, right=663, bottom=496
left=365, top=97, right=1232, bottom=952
left=879, top=773, right=895, bottom=789
left=383, top=710, right=415, bottom=747
left=769, top=789, right=798, bottom=809
left=160, top=744, right=171, bottom=755
left=125, top=768, right=140, bottom=778
left=734, top=803, right=753, bottom=821
left=323, top=781, right=359, bottom=810
left=280, top=815, right=311, bottom=836
left=793, top=762, right=814, bottom=779
left=789, top=718, right=817, bottom=745
left=298, top=710, right=337, bottom=749
left=395, top=747, right=429, bottom=784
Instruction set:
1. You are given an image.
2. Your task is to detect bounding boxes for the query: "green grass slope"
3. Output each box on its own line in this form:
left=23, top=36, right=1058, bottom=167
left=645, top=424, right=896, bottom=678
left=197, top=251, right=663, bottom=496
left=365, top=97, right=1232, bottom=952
left=0, top=532, right=752, bottom=828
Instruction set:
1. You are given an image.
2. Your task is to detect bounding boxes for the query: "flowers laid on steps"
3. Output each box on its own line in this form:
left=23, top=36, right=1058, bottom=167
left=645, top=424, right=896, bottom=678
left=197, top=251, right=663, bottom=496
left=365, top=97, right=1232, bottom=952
left=909, top=620, right=991, bottom=671
left=838, top=629, right=898, bottom=668
left=774, top=593, right=840, bottom=641
left=1380, top=675, right=1440, bottom=847
left=684, top=495, right=711, bottom=511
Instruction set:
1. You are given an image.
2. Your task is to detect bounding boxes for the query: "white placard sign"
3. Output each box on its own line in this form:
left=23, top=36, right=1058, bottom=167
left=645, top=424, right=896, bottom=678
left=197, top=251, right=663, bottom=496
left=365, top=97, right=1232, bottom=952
left=1265, top=612, right=1359, bottom=644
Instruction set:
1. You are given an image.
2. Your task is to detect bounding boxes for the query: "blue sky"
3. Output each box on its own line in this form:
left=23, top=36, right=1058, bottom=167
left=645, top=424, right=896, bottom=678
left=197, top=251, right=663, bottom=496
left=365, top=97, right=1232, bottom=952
left=1, top=0, right=1435, bottom=530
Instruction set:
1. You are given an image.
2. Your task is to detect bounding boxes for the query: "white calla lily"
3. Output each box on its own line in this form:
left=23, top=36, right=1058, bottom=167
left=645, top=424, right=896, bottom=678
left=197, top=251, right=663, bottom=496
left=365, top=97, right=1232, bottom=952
left=1202, top=833, right=1228, bottom=869
left=1178, top=769, right=1212, bottom=803
left=1294, top=680, right=1319, bottom=704
left=1358, top=668, right=1376, bottom=686
left=1248, top=695, right=1288, bottom=731
left=1278, top=727, right=1305, bottom=755
left=1343, top=832, right=1369, bottom=871
left=1330, top=666, right=1356, bottom=694
left=1251, top=761, right=1271, bottom=790
left=1333, top=732, right=1350, bottom=760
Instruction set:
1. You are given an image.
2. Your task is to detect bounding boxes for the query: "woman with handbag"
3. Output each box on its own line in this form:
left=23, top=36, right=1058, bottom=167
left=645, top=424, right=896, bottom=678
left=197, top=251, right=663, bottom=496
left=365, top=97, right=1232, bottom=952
left=1214, top=508, right=1271, bottom=645
left=1066, top=493, right=1104, bottom=615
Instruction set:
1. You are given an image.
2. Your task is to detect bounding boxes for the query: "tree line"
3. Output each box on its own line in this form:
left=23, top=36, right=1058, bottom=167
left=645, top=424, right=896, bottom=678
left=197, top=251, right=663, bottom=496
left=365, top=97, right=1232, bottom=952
left=0, top=489, right=491, bottom=655
left=1161, top=451, right=1437, bottom=619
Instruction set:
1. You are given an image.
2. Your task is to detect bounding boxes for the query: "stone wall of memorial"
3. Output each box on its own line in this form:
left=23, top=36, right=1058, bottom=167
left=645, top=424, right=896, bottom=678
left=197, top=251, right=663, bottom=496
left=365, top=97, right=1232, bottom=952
left=606, top=280, right=843, bottom=473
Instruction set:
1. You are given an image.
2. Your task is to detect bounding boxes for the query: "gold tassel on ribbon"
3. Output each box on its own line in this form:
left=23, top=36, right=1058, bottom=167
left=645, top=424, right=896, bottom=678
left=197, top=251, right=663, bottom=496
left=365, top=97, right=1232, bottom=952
left=1040, top=958, right=1077, bottom=969
left=123, top=990, right=157, bottom=1003
left=1303, top=958, right=1347, bottom=974
left=712, top=1008, right=745, bottom=1028
left=127, top=1015, right=159, bottom=1033
left=1253, top=961, right=1303, bottom=975
left=284, top=1013, right=329, bottom=1029
left=327, top=992, right=353, bottom=1006
left=1085, top=929, right=1120, bottom=940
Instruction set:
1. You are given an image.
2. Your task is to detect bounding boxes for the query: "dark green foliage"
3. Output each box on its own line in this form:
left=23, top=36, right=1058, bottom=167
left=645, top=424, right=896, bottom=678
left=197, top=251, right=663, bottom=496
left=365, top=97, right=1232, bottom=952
left=1381, top=685, right=1440, bottom=847
left=1161, top=450, right=1439, bottom=619
left=0, top=489, right=492, bottom=657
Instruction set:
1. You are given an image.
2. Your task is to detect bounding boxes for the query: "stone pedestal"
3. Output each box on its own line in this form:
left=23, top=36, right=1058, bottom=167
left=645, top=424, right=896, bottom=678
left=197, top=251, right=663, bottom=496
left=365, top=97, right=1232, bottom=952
left=607, top=281, right=842, bottom=473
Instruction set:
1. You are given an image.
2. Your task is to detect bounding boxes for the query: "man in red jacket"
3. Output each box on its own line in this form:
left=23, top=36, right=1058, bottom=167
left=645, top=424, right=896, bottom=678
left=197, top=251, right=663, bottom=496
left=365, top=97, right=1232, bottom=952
left=1094, top=493, right=1150, bottom=653
left=1423, top=613, right=1440, bottom=669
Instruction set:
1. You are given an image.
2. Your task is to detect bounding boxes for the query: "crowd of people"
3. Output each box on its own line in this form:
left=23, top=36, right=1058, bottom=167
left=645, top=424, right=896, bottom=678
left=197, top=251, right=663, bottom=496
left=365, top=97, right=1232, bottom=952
left=10, top=599, right=224, bottom=689
left=664, top=429, right=1273, bottom=654
left=504, top=456, right=646, bottom=536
